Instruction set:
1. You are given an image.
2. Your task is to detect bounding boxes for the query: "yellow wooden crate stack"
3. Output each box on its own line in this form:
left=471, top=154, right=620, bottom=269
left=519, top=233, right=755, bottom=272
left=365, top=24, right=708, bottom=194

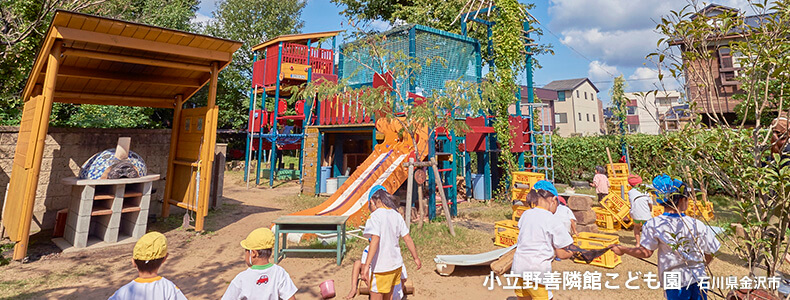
left=652, top=201, right=715, bottom=221
left=610, top=177, right=631, bottom=193
left=511, top=171, right=546, bottom=201
left=494, top=219, right=519, bottom=247
left=572, top=232, right=622, bottom=269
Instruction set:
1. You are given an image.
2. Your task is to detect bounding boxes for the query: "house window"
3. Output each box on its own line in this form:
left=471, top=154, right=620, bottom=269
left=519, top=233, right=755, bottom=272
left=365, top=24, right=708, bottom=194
left=576, top=90, right=579, bottom=98
left=627, top=107, right=636, bottom=115
left=593, top=114, right=596, bottom=122
left=584, top=92, right=587, bottom=99
left=658, top=97, right=672, bottom=106
left=628, top=124, right=639, bottom=133
left=586, top=114, right=590, bottom=122
left=555, top=113, right=568, bottom=124
left=578, top=113, right=582, bottom=121
left=591, top=94, right=595, bottom=101
left=718, top=47, right=733, bottom=69
left=557, top=91, right=566, bottom=102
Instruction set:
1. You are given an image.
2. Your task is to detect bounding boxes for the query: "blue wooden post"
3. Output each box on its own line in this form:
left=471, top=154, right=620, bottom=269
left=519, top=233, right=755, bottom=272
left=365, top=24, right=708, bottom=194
left=428, top=132, right=436, bottom=219
left=408, top=26, right=416, bottom=96
left=270, top=42, right=284, bottom=187
left=525, top=21, right=538, bottom=173
left=245, top=51, right=258, bottom=182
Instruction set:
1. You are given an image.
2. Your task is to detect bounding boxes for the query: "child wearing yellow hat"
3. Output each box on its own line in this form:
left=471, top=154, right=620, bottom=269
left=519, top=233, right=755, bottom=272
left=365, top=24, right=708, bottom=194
left=109, top=232, right=187, bottom=300
left=222, top=228, right=298, bottom=300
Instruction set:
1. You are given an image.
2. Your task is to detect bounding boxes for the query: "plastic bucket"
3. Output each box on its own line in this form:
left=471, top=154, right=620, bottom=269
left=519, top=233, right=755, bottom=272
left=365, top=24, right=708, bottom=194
left=472, top=174, right=485, bottom=200
left=337, top=175, right=349, bottom=187
left=319, top=279, right=335, bottom=299
left=326, top=178, right=339, bottom=194
left=320, top=166, right=331, bottom=193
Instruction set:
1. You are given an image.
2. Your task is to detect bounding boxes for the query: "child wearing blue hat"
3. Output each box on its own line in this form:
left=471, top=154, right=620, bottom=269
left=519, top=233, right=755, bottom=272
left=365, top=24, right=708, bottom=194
left=512, top=180, right=574, bottom=300
left=361, top=185, right=421, bottom=300
left=612, top=175, right=720, bottom=300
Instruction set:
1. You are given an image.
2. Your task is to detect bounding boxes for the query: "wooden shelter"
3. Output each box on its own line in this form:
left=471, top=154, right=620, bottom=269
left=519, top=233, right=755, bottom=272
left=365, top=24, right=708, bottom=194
left=2, top=10, right=242, bottom=260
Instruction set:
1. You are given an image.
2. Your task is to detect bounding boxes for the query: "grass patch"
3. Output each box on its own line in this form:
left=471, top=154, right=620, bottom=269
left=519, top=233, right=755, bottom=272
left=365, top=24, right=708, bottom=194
left=457, top=201, right=512, bottom=223
left=0, top=243, right=14, bottom=267
left=283, top=193, right=327, bottom=213
left=403, top=221, right=494, bottom=264
left=566, top=186, right=596, bottom=196
left=0, top=264, right=99, bottom=299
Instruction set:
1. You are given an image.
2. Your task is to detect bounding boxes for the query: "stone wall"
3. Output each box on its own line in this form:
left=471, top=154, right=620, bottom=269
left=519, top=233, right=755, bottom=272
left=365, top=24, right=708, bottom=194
left=0, top=126, right=171, bottom=234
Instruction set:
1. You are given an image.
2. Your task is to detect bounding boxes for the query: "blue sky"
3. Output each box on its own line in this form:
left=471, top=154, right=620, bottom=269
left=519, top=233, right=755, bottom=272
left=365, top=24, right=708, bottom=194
left=195, top=0, right=754, bottom=106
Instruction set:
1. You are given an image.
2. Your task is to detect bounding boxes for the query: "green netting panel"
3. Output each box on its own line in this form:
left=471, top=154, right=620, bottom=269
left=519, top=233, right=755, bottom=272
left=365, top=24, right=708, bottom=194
left=340, top=25, right=480, bottom=97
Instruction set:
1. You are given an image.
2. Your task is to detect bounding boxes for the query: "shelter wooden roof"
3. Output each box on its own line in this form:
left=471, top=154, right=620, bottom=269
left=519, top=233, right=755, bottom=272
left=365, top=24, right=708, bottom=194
left=22, top=10, right=242, bottom=108
left=251, top=31, right=342, bottom=52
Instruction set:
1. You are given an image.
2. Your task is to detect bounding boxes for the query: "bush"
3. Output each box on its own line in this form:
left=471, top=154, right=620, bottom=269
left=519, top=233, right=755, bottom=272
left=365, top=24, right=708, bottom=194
left=550, top=134, right=671, bottom=184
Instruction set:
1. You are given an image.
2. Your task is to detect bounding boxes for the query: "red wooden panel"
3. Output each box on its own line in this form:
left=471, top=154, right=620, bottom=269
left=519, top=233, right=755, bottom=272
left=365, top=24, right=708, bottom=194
left=465, top=117, right=487, bottom=152
left=509, top=116, right=524, bottom=152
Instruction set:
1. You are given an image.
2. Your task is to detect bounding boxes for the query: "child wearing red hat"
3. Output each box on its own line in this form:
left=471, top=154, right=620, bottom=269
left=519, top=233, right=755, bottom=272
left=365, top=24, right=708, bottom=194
left=627, top=175, right=652, bottom=244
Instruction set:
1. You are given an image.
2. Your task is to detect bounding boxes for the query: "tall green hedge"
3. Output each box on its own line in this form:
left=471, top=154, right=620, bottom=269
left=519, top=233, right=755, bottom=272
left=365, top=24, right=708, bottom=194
left=550, top=134, right=672, bottom=183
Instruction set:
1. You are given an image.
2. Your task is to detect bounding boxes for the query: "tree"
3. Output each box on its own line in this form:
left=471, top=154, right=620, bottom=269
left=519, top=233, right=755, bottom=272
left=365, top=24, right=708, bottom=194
left=0, top=0, right=200, bottom=127
left=610, top=75, right=627, bottom=135
left=199, top=0, right=305, bottom=129
left=652, top=0, right=790, bottom=289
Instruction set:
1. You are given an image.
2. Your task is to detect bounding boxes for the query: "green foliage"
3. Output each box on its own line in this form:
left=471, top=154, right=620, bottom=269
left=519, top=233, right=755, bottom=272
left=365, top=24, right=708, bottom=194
left=551, top=134, right=671, bottom=183
left=610, top=75, right=627, bottom=135
left=0, top=242, right=14, bottom=266
left=0, top=0, right=199, bottom=127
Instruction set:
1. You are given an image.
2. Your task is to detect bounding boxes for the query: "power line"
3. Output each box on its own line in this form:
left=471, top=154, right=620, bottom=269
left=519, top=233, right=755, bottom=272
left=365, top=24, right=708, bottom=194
left=532, top=19, right=620, bottom=79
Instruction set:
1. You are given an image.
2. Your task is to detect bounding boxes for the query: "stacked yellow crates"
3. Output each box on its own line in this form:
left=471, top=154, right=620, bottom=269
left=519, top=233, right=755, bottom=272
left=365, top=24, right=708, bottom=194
left=572, top=232, right=621, bottom=268
left=495, top=172, right=545, bottom=247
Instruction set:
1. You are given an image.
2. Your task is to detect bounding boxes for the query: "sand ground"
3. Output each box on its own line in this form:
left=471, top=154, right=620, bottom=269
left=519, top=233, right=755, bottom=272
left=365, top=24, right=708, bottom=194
left=0, top=174, right=753, bottom=299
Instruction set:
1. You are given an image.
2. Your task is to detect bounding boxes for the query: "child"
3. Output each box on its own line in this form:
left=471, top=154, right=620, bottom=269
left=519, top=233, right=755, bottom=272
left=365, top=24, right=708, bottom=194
left=110, top=232, right=188, bottom=300
left=362, top=185, right=421, bottom=300
left=590, top=165, right=610, bottom=201
left=553, top=195, right=578, bottom=236
left=626, top=175, right=653, bottom=243
left=345, top=240, right=408, bottom=300
left=222, top=228, right=298, bottom=300
left=512, top=180, right=574, bottom=300
left=612, top=175, right=720, bottom=300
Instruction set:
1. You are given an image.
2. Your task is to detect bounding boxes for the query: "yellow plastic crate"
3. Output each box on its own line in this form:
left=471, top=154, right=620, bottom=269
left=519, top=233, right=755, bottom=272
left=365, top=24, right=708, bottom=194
left=600, top=193, right=632, bottom=229
left=512, top=205, right=531, bottom=222
left=511, top=172, right=545, bottom=201
left=593, top=207, right=621, bottom=232
left=573, top=232, right=621, bottom=269
left=610, top=176, right=631, bottom=191
left=606, top=163, right=629, bottom=178
left=651, top=201, right=714, bottom=221
left=652, top=205, right=664, bottom=217
left=494, top=219, right=519, bottom=247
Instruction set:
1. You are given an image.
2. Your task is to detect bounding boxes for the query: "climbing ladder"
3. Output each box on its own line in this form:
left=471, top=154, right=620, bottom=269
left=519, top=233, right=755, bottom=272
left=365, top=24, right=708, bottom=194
left=428, top=130, right=458, bottom=219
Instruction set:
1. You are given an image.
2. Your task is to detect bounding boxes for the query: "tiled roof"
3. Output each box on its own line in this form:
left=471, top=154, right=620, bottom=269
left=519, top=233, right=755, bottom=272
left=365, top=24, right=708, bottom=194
left=543, top=78, right=599, bottom=92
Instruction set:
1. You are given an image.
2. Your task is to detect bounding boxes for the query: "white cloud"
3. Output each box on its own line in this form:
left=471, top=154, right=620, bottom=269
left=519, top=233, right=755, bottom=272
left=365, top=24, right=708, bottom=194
left=549, top=0, right=758, bottom=69
left=626, top=67, right=681, bottom=92
left=191, top=12, right=214, bottom=26
left=588, top=60, right=619, bottom=83
left=367, top=20, right=392, bottom=32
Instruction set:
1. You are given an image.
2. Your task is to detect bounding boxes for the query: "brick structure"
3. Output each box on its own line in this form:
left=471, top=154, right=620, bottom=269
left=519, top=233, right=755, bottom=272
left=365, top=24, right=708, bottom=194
left=0, top=126, right=171, bottom=234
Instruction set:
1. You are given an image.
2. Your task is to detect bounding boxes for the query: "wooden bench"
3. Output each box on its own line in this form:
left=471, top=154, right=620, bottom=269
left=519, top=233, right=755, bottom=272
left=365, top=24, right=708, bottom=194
left=272, top=215, right=349, bottom=266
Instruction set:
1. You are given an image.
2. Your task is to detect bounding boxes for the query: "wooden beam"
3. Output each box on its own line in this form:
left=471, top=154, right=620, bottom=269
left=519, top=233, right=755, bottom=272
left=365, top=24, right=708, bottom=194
left=48, top=66, right=202, bottom=88
left=56, top=26, right=232, bottom=62
left=195, top=62, right=219, bottom=232
left=163, top=95, right=184, bottom=218
left=22, top=30, right=60, bottom=101
left=54, top=92, right=175, bottom=108
left=62, top=48, right=212, bottom=73
left=14, top=43, right=61, bottom=261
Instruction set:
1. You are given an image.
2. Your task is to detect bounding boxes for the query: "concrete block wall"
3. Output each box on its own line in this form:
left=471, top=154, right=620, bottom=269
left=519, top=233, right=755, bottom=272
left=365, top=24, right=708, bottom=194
left=0, top=126, right=171, bottom=234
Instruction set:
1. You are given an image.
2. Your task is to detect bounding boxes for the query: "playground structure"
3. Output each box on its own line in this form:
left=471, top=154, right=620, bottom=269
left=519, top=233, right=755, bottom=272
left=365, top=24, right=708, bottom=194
left=243, top=13, right=556, bottom=222
left=1, top=11, right=242, bottom=260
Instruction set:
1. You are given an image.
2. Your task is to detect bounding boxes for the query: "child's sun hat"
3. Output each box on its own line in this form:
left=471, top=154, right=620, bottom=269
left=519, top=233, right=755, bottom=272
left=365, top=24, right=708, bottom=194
left=652, top=174, right=684, bottom=204
left=240, top=228, right=275, bottom=250
left=533, top=180, right=558, bottom=196
left=368, top=185, right=388, bottom=201
left=133, top=232, right=168, bottom=261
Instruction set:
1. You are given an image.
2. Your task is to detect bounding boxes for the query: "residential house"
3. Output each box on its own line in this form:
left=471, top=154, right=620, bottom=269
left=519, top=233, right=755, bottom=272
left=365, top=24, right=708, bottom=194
left=677, top=4, right=771, bottom=124
left=543, top=78, right=603, bottom=136
left=508, top=86, right=557, bottom=131
left=624, top=91, right=682, bottom=134
left=660, top=104, right=694, bottom=132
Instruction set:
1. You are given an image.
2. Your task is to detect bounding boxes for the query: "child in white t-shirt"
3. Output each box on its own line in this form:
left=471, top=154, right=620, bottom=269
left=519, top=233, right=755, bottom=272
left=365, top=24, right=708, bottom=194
left=110, top=232, right=188, bottom=300
left=553, top=196, right=578, bottom=236
left=362, top=185, right=421, bottom=300
left=512, top=180, right=574, bottom=300
left=344, top=242, right=408, bottom=300
left=612, top=175, right=720, bottom=300
left=222, top=228, right=298, bottom=300
left=626, top=175, right=653, bottom=243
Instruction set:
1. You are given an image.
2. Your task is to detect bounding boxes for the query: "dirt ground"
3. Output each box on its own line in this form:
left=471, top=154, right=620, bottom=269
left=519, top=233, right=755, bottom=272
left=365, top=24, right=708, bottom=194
left=0, top=173, right=754, bottom=299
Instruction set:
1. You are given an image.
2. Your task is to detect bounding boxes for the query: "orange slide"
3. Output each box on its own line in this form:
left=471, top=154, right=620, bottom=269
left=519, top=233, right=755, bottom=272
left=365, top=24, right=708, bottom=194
left=290, top=118, right=429, bottom=228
